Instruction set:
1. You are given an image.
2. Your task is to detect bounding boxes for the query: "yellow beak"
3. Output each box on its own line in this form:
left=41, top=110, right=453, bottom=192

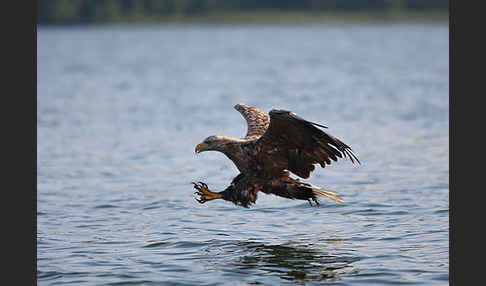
left=195, top=142, right=209, bottom=154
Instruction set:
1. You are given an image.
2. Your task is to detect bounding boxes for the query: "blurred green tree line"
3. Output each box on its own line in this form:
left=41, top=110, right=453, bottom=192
left=37, top=0, right=448, bottom=24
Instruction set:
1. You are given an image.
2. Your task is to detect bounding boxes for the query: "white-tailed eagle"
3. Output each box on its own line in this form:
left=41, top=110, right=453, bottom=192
left=193, top=104, right=360, bottom=208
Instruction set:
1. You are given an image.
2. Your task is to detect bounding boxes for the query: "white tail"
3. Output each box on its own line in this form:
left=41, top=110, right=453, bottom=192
left=311, top=187, right=344, bottom=203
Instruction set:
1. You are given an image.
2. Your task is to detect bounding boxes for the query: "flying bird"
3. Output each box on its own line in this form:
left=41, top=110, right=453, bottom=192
left=193, top=104, right=360, bottom=208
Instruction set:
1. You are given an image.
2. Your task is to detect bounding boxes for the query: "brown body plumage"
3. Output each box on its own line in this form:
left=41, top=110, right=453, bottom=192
left=193, top=104, right=360, bottom=208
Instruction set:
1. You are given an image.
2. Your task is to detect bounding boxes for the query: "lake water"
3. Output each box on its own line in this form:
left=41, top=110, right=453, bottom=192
left=37, top=22, right=449, bottom=285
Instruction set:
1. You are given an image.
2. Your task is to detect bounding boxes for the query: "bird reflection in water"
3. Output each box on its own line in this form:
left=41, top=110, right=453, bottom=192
left=232, top=240, right=359, bottom=282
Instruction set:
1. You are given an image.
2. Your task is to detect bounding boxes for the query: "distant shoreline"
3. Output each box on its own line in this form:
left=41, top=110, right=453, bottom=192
left=37, top=10, right=448, bottom=26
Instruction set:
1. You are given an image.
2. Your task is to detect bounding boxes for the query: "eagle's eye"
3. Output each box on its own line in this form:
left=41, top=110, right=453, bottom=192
left=204, top=136, right=218, bottom=144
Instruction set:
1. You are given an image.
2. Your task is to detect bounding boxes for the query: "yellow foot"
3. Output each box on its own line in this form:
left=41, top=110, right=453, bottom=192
left=192, top=182, right=222, bottom=204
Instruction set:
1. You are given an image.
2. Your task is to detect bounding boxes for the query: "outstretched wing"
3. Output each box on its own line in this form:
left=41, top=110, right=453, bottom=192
left=254, top=109, right=360, bottom=179
left=234, top=104, right=270, bottom=139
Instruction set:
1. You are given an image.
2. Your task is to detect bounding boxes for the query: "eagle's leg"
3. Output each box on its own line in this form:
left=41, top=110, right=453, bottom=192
left=192, top=182, right=222, bottom=204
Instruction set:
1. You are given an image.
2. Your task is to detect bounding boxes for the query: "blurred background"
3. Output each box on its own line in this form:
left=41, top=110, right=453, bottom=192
left=37, top=1, right=449, bottom=285
left=37, top=0, right=447, bottom=24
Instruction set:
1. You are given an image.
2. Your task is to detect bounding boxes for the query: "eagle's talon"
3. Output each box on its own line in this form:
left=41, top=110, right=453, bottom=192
left=192, top=181, right=222, bottom=204
left=307, top=197, right=320, bottom=207
left=198, top=181, right=208, bottom=189
left=193, top=182, right=208, bottom=203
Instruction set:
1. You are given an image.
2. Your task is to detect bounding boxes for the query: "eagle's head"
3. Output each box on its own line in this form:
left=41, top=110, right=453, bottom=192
left=195, top=136, right=230, bottom=153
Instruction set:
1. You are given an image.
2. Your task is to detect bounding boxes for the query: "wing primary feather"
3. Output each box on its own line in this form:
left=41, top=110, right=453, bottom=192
left=287, top=111, right=328, bottom=129
left=309, top=121, right=328, bottom=129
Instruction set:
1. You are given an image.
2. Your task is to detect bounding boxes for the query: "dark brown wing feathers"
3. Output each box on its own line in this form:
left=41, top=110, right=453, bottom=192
left=256, top=109, right=359, bottom=179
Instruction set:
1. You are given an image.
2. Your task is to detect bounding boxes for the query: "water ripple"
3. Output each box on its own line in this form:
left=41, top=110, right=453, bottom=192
left=38, top=23, right=448, bottom=286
